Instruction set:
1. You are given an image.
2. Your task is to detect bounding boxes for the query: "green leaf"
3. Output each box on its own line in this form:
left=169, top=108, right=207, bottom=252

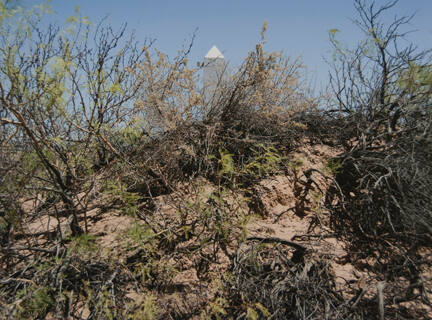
left=82, top=16, right=91, bottom=25
left=218, top=148, right=235, bottom=176
left=246, top=307, right=259, bottom=320
left=66, top=15, right=78, bottom=23
left=255, top=302, right=271, bottom=317
left=109, top=82, right=123, bottom=95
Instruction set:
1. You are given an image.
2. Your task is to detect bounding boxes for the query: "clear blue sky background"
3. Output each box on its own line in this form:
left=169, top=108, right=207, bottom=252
left=26, top=0, right=432, bottom=88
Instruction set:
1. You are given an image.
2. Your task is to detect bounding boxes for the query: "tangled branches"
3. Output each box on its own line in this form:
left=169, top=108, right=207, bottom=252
left=226, top=240, right=366, bottom=319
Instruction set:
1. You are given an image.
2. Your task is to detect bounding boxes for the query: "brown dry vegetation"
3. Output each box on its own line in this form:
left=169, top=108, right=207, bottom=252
left=1, top=0, right=432, bottom=319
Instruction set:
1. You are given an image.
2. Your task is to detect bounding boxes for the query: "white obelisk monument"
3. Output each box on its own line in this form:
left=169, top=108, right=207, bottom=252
left=203, top=45, right=226, bottom=104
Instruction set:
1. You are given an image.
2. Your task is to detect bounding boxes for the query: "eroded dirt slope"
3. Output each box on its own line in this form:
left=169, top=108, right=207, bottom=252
left=9, top=143, right=432, bottom=319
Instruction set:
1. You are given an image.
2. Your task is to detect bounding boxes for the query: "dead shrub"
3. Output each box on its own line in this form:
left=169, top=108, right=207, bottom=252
left=326, top=0, right=432, bottom=244
left=225, top=240, right=369, bottom=320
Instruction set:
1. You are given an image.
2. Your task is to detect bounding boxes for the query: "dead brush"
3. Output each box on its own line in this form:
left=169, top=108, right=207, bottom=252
left=0, top=249, right=134, bottom=319
left=327, top=0, right=432, bottom=244
left=323, top=1, right=432, bottom=318
left=122, top=24, right=318, bottom=201
left=1, top=6, right=330, bottom=318
left=225, top=240, right=371, bottom=320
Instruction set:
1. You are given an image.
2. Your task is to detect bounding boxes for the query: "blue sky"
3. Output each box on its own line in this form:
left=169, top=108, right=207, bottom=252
left=26, top=0, right=432, bottom=88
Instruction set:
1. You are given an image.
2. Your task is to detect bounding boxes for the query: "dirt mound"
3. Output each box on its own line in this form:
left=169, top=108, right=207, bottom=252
left=3, top=143, right=431, bottom=319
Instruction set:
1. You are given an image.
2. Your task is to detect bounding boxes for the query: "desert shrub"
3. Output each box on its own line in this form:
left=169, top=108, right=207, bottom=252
left=330, top=132, right=432, bottom=242
left=124, top=294, right=158, bottom=320
left=0, top=2, right=153, bottom=237
left=16, top=286, right=55, bottom=319
left=0, top=250, right=139, bottom=319
left=122, top=222, right=177, bottom=289
left=225, top=238, right=432, bottom=319
left=0, top=2, right=336, bottom=319
left=224, top=240, right=370, bottom=320
left=327, top=0, right=432, bottom=243
left=117, top=33, right=319, bottom=204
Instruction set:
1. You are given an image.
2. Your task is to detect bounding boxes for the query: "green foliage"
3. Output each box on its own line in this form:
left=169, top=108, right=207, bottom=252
left=67, top=233, right=98, bottom=255
left=0, top=216, right=8, bottom=230
left=141, top=295, right=158, bottom=320
left=82, top=282, right=118, bottom=320
left=254, top=302, right=271, bottom=318
left=0, top=205, right=19, bottom=230
left=186, top=185, right=249, bottom=248
left=126, top=222, right=155, bottom=244
left=16, top=286, right=54, bottom=319
left=96, top=289, right=117, bottom=320
left=124, top=222, right=177, bottom=286
left=246, top=303, right=271, bottom=320
left=201, top=297, right=228, bottom=320
left=246, top=307, right=259, bottom=320
left=324, top=158, right=342, bottom=175
left=287, top=157, right=303, bottom=171
left=103, top=178, right=140, bottom=216
left=125, top=294, right=158, bottom=320
left=398, top=63, right=432, bottom=96
left=64, top=4, right=91, bottom=28
left=110, top=125, right=144, bottom=154
left=21, top=150, right=42, bottom=173
left=243, top=144, right=283, bottom=178
left=216, top=148, right=235, bottom=177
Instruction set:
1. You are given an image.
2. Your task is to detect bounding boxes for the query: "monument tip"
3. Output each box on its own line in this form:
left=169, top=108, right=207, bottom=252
left=205, top=45, right=224, bottom=59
